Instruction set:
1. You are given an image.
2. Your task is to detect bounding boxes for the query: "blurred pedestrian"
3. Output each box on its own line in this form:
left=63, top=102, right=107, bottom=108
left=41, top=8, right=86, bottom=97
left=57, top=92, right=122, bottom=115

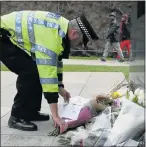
left=117, top=14, right=131, bottom=60
left=100, top=12, right=124, bottom=62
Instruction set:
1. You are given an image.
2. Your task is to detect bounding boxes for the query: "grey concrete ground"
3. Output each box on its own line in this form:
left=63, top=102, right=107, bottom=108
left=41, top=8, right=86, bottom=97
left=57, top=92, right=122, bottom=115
left=63, top=59, right=129, bottom=66
left=1, top=71, right=126, bottom=146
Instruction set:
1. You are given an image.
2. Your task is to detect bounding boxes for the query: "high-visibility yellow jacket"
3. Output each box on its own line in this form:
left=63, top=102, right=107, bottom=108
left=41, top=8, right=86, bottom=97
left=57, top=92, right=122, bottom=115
left=1, top=11, right=69, bottom=102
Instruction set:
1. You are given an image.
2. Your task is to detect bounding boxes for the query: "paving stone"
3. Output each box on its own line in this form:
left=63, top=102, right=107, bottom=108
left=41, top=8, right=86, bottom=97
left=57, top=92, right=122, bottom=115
left=1, top=107, right=11, bottom=118
left=1, top=86, right=17, bottom=107
left=63, top=72, right=91, bottom=82
left=1, top=134, right=55, bottom=146
left=51, top=135, right=70, bottom=146
left=1, top=71, right=17, bottom=89
left=80, top=72, right=126, bottom=98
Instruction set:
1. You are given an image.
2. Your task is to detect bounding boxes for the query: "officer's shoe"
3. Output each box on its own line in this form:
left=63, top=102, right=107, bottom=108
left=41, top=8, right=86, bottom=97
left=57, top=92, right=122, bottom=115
left=29, top=112, right=50, bottom=121
left=8, top=116, right=37, bottom=131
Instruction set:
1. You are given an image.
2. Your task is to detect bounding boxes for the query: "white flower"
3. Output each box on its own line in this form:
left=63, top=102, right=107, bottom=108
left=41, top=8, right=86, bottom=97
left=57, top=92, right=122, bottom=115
left=138, top=95, right=144, bottom=105
left=129, top=91, right=135, bottom=101
left=134, top=88, right=141, bottom=96
left=139, top=89, right=144, bottom=96
left=138, top=90, right=145, bottom=106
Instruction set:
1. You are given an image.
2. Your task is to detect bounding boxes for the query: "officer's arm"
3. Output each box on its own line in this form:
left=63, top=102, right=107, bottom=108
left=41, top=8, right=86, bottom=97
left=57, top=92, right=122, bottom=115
left=57, top=55, right=64, bottom=88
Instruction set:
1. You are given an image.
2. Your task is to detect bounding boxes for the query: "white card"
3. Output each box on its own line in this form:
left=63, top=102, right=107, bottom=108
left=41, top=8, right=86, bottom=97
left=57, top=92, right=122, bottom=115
left=69, top=96, right=90, bottom=106
left=58, top=103, right=82, bottom=120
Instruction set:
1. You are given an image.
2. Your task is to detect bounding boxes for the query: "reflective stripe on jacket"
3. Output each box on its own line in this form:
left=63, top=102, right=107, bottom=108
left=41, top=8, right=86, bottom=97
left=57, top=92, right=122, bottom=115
left=1, top=11, right=69, bottom=93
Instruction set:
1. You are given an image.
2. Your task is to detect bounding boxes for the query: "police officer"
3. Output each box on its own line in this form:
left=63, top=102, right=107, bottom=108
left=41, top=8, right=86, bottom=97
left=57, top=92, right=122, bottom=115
left=0, top=11, right=99, bottom=132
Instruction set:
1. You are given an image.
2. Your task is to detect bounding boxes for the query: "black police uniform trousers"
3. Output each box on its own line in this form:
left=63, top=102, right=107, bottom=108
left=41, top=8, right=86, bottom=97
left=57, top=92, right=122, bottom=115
left=0, top=29, right=42, bottom=120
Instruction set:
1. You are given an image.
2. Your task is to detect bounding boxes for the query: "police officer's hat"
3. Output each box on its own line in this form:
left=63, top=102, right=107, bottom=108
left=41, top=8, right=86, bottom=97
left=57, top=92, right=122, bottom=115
left=76, top=14, right=99, bottom=47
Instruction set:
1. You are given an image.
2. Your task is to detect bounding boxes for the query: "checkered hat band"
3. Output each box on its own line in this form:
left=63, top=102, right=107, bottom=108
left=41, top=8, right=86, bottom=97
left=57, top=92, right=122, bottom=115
left=77, top=18, right=92, bottom=40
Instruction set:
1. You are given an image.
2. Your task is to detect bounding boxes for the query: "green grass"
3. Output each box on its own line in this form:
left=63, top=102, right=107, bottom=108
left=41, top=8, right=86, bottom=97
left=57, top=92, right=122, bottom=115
left=1, top=64, right=129, bottom=79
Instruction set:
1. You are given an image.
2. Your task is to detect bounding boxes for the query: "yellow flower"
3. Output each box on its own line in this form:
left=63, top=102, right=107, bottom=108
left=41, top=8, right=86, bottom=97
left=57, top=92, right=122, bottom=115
left=111, top=91, right=122, bottom=99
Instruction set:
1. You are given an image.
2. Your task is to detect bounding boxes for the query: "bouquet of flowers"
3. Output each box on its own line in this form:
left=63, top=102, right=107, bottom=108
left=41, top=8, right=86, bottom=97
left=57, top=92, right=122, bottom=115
left=47, top=78, right=130, bottom=136
left=48, top=95, right=114, bottom=136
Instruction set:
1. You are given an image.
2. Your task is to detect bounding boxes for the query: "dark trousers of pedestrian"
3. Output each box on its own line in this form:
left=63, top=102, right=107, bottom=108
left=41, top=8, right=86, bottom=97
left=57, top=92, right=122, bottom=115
left=0, top=29, right=42, bottom=120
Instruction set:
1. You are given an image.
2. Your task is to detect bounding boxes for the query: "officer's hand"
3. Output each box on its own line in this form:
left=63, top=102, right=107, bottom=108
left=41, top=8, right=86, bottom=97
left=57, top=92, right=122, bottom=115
left=59, top=87, right=71, bottom=103
left=53, top=116, right=68, bottom=133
